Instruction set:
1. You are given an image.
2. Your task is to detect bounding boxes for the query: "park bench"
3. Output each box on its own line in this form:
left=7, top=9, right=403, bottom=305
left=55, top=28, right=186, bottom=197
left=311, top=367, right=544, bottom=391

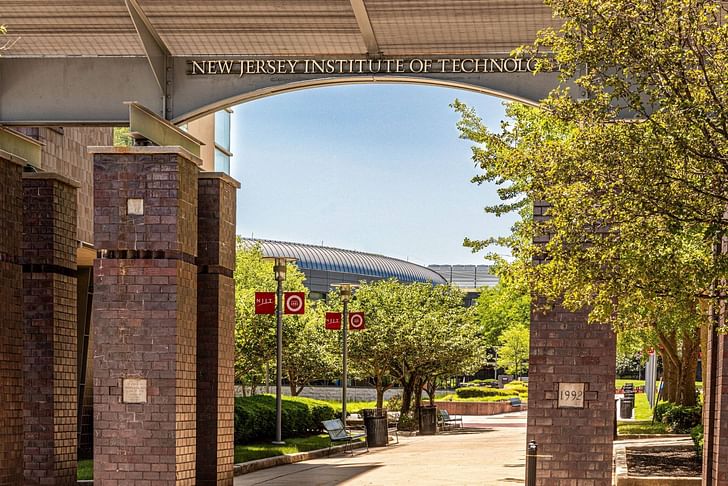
left=321, top=419, right=368, bottom=454
left=438, top=409, right=463, bottom=430
left=509, top=397, right=522, bottom=408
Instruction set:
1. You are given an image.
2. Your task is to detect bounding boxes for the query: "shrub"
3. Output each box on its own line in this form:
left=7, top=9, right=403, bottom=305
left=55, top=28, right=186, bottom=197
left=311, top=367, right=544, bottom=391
left=504, top=384, right=528, bottom=395
left=661, top=404, right=702, bottom=433
left=234, top=395, right=336, bottom=444
left=386, top=394, right=402, bottom=412
left=455, top=387, right=519, bottom=399
left=653, top=402, right=674, bottom=423
left=691, top=424, right=704, bottom=457
left=397, top=413, right=417, bottom=431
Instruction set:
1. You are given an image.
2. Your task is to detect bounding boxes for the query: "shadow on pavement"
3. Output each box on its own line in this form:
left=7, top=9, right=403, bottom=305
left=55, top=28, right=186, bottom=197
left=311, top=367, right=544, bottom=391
left=236, top=462, right=384, bottom=485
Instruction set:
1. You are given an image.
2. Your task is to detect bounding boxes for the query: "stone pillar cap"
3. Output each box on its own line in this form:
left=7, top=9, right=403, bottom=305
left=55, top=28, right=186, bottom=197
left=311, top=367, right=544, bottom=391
left=22, top=171, right=81, bottom=188
left=198, top=171, right=241, bottom=189
left=88, top=145, right=203, bottom=167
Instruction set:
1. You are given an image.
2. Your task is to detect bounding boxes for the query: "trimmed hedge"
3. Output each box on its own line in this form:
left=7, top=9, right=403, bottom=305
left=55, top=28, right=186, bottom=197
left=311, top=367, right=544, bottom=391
left=662, top=404, right=701, bottom=433
left=455, top=387, right=519, bottom=399
left=234, top=395, right=336, bottom=444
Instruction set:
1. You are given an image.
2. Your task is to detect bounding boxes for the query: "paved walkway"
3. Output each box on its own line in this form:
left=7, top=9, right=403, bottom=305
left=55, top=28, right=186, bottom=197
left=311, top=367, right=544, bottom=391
left=234, top=411, right=527, bottom=486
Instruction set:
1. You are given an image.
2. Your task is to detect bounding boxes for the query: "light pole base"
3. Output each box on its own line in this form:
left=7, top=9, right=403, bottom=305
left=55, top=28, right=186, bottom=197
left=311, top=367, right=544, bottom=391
left=272, top=441, right=286, bottom=445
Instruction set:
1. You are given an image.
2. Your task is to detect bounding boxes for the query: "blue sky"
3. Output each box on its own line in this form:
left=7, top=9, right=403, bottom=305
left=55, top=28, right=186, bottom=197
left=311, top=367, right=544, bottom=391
left=229, top=84, right=516, bottom=266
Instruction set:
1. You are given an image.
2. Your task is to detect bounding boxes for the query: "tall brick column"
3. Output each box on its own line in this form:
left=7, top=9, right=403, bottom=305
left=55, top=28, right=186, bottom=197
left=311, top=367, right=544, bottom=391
left=0, top=152, right=25, bottom=486
left=92, top=147, right=200, bottom=484
left=526, top=200, right=616, bottom=485
left=22, top=173, right=79, bottom=485
left=704, top=328, right=728, bottom=485
left=196, top=173, right=239, bottom=485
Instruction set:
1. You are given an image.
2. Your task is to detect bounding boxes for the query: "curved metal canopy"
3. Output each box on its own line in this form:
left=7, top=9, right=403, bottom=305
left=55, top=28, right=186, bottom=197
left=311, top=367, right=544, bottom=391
left=242, top=238, right=448, bottom=285
left=0, top=1, right=562, bottom=124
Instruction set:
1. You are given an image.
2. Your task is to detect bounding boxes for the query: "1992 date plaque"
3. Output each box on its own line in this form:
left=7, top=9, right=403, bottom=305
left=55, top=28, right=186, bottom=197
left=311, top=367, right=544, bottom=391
left=558, top=382, right=585, bottom=408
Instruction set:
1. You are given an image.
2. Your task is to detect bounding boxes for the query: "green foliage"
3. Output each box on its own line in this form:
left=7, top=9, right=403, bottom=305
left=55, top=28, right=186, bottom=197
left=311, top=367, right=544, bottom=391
left=503, top=383, right=528, bottom=395
left=77, top=460, right=93, bottom=480
left=475, top=283, right=530, bottom=347
left=386, top=394, right=402, bottom=412
left=397, top=413, right=417, bottom=431
left=497, top=325, right=529, bottom=378
left=465, top=379, right=498, bottom=388
left=233, top=395, right=336, bottom=444
left=653, top=402, right=675, bottom=423
left=234, top=242, right=338, bottom=394
left=113, top=127, right=133, bottom=147
left=617, top=420, right=669, bottom=436
left=455, top=387, right=519, bottom=399
left=341, top=278, right=484, bottom=412
left=691, top=424, right=704, bottom=458
left=661, top=404, right=702, bottom=433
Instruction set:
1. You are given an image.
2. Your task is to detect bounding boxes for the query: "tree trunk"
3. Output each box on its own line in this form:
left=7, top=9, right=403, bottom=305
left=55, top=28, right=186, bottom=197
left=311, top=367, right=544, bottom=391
left=400, top=375, right=415, bottom=416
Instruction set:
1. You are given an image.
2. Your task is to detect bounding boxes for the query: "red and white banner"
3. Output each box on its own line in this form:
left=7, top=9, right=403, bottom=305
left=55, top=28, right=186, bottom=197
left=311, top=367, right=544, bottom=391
left=349, top=312, right=365, bottom=330
left=325, top=312, right=342, bottom=330
left=254, top=292, right=276, bottom=315
left=284, top=292, right=306, bottom=314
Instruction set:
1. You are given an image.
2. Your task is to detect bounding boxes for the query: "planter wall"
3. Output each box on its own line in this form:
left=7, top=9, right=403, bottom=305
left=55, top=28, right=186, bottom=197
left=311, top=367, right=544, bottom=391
left=434, top=400, right=527, bottom=416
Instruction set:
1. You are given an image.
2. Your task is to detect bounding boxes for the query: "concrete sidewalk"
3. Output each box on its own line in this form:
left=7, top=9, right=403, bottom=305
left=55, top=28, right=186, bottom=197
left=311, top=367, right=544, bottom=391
left=234, top=411, right=527, bottom=485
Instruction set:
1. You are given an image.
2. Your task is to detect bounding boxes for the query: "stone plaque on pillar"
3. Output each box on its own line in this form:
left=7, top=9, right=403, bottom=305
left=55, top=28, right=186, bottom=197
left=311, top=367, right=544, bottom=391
left=123, top=378, right=147, bottom=403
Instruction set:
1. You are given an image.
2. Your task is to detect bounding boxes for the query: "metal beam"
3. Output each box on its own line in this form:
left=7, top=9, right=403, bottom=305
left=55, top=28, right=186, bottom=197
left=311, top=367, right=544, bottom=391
left=0, top=126, right=43, bottom=167
left=349, top=0, right=381, bottom=57
left=0, top=56, right=564, bottom=125
left=125, top=0, right=172, bottom=118
left=127, top=102, right=202, bottom=158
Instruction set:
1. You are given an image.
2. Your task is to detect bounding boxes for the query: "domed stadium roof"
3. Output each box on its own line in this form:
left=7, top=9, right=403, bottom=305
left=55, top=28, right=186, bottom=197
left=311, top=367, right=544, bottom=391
left=242, top=238, right=446, bottom=285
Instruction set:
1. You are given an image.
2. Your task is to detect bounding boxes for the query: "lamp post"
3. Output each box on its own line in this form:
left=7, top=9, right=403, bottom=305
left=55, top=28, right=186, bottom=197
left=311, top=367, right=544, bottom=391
left=269, top=256, right=295, bottom=445
left=332, top=283, right=357, bottom=429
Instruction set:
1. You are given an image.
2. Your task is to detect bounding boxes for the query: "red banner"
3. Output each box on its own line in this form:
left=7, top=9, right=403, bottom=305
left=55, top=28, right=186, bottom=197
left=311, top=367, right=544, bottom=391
left=349, top=312, right=365, bottom=330
left=254, top=292, right=275, bottom=315
left=284, top=292, right=306, bottom=314
left=325, top=312, right=342, bottom=330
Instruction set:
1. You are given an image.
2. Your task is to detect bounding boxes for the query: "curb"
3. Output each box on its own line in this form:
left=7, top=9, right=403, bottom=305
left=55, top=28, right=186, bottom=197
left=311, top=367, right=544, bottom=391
left=616, top=434, right=690, bottom=440
left=233, top=440, right=368, bottom=476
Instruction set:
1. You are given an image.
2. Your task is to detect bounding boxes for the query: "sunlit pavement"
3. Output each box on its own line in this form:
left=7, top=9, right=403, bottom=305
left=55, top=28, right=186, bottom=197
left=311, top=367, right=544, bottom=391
left=234, top=411, right=527, bottom=486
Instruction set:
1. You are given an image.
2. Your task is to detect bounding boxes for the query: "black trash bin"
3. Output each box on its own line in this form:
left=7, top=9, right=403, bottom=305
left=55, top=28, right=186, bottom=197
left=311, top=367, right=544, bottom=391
left=418, top=405, right=437, bottom=435
left=620, top=398, right=634, bottom=419
left=362, top=408, right=389, bottom=447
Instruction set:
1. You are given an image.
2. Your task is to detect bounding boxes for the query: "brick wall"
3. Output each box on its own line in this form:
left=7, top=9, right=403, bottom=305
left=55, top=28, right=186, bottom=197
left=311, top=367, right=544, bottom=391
left=22, top=174, right=79, bottom=485
left=93, top=148, right=199, bottom=484
left=527, top=200, right=616, bottom=485
left=704, top=329, right=728, bottom=484
left=17, top=127, right=112, bottom=244
left=0, top=156, right=24, bottom=485
left=196, top=174, right=239, bottom=485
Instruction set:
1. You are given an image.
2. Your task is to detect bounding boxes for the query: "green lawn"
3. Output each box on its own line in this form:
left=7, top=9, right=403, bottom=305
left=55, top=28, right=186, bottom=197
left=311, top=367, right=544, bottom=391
left=234, top=434, right=335, bottom=463
left=616, top=393, right=670, bottom=435
left=77, top=434, right=340, bottom=479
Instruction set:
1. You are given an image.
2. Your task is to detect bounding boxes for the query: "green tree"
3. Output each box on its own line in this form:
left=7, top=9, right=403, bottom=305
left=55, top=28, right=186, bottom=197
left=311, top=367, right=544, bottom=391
left=497, top=325, right=530, bottom=379
left=234, top=241, right=337, bottom=395
left=344, top=279, right=482, bottom=412
left=475, top=282, right=530, bottom=348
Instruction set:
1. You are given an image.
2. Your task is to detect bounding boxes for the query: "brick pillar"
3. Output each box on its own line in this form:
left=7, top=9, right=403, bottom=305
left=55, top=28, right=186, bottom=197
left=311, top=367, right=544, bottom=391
left=196, top=173, right=239, bottom=485
left=22, top=173, right=79, bottom=485
left=526, top=200, right=616, bottom=486
left=0, top=154, right=24, bottom=485
left=92, top=147, right=200, bottom=484
left=704, top=328, right=728, bottom=485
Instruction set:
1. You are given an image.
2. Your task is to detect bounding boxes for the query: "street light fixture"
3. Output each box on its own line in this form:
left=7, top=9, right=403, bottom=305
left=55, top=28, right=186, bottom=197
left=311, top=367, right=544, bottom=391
left=265, top=256, right=296, bottom=445
left=331, top=283, right=358, bottom=430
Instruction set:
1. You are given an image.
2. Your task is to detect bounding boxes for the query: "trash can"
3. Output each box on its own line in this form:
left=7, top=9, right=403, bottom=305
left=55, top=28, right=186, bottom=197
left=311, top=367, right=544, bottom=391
left=620, top=398, right=634, bottom=419
left=362, top=408, right=389, bottom=447
left=418, top=405, right=437, bottom=435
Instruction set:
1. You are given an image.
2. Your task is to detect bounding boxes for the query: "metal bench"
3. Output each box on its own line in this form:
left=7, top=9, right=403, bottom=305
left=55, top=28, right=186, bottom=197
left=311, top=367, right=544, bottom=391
left=321, top=419, right=368, bottom=455
left=439, top=409, right=463, bottom=430
left=509, top=397, right=522, bottom=408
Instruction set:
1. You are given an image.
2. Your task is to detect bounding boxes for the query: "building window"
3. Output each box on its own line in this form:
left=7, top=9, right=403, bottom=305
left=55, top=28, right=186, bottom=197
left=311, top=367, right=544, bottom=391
left=214, top=110, right=231, bottom=152
left=214, top=149, right=230, bottom=174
